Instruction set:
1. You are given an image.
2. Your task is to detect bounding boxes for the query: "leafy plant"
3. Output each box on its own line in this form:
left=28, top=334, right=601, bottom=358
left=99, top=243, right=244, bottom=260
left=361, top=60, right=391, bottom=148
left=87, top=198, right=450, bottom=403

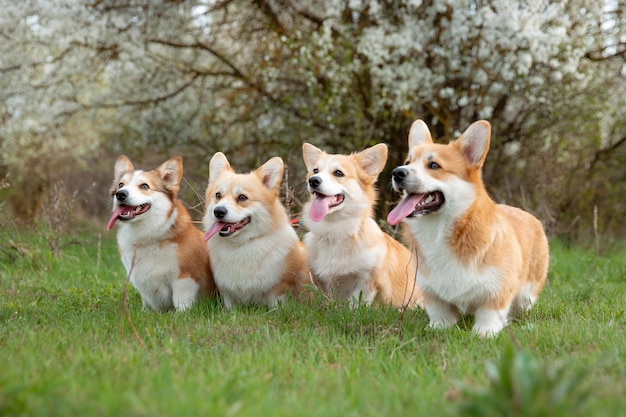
left=457, top=344, right=591, bottom=417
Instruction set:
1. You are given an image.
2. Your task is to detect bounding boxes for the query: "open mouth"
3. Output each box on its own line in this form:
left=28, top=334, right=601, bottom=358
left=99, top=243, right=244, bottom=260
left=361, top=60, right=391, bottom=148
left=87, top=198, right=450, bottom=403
left=309, top=192, right=345, bottom=222
left=204, top=217, right=251, bottom=241
left=387, top=191, right=444, bottom=225
left=106, top=203, right=151, bottom=231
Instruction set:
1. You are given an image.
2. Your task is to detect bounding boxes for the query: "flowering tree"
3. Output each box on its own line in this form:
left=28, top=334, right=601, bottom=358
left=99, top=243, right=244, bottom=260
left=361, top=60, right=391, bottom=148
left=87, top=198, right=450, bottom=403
left=1, top=0, right=624, bottom=238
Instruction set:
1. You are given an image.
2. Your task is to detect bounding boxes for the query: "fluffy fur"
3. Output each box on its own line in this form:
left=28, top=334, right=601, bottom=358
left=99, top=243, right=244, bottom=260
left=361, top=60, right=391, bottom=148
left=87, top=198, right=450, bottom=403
left=108, top=155, right=216, bottom=312
left=301, top=143, right=422, bottom=308
left=203, top=152, right=310, bottom=309
left=388, top=120, right=549, bottom=336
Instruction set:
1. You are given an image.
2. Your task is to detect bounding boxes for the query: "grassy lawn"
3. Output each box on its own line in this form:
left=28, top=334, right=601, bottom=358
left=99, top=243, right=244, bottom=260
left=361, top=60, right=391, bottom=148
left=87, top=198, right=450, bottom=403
left=0, top=223, right=624, bottom=416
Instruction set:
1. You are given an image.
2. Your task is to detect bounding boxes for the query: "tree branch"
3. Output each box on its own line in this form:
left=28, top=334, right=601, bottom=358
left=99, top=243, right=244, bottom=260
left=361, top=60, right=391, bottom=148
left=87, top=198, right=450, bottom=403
left=588, top=135, right=626, bottom=169
left=91, top=71, right=201, bottom=108
left=149, top=38, right=248, bottom=81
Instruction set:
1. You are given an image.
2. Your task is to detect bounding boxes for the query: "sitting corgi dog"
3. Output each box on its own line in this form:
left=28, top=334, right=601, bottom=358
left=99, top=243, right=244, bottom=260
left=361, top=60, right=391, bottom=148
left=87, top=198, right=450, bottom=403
left=107, top=155, right=216, bottom=312
left=388, top=120, right=549, bottom=336
left=302, top=143, right=422, bottom=308
left=203, top=152, right=310, bottom=309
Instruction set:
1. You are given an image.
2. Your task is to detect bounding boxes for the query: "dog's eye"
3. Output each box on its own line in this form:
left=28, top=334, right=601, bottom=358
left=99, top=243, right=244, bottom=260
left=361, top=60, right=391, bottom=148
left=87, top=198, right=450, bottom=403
left=333, top=170, right=344, bottom=177
left=428, top=162, right=441, bottom=170
left=118, top=182, right=124, bottom=189
left=313, top=168, right=319, bottom=174
left=237, top=194, right=248, bottom=202
left=404, top=160, right=410, bottom=166
left=215, top=192, right=222, bottom=200
left=140, top=183, right=150, bottom=190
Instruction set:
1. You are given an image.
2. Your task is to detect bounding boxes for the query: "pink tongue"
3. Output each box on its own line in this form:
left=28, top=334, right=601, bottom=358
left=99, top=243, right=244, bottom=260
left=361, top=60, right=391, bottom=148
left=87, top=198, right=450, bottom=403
left=106, top=206, right=126, bottom=231
left=204, top=221, right=226, bottom=241
left=387, top=194, right=424, bottom=226
left=309, top=195, right=333, bottom=222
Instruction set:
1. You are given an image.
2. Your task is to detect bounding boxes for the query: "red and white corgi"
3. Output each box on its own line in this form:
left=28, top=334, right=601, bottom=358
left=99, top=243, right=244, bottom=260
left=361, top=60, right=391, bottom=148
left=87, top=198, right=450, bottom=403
left=203, top=152, right=310, bottom=309
left=107, top=155, right=216, bottom=312
left=302, top=143, right=422, bottom=308
left=388, top=120, right=549, bottom=336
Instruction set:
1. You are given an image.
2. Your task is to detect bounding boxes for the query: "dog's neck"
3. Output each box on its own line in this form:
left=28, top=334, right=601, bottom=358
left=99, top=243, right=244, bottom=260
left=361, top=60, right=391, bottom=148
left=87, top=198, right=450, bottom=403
left=308, top=211, right=377, bottom=241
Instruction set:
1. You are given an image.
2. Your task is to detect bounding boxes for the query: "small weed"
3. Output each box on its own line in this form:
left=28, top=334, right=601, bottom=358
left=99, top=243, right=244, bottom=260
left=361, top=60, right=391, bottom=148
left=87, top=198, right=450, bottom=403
left=457, top=344, right=591, bottom=417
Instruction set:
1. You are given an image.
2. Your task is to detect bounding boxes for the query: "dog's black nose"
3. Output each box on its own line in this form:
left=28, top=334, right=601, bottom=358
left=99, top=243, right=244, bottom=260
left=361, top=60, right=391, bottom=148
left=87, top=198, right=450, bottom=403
left=213, top=206, right=227, bottom=220
left=115, top=189, right=128, bottom=202
left=392, top=167, right=408, bottom=184
left=308, top=176, right=322, bottom=189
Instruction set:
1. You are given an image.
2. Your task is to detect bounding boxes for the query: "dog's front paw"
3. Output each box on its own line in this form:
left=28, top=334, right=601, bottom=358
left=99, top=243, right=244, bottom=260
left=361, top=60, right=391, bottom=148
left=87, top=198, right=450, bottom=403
left=425, top=300, right=459, bottom=329
left=427, top=319, right=456, bottom=330
left=172, top=277, right=199, bottom=312
left=174, top=300, right=194, bottom=312
left=473, top=307, right=508, bottom=337
left=472, top=323, right=503, bottom=338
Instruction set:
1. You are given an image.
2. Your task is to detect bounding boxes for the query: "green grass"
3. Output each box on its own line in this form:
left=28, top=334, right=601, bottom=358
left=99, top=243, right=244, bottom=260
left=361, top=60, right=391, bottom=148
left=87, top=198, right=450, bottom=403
left=0, top=224, right=625, bottom=417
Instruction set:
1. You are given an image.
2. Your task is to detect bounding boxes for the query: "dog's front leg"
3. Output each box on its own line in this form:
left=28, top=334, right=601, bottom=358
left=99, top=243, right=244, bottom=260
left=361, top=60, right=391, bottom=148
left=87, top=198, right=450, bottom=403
left=348, top=284, right=376, bottom=308
left=172, top=277, right=199, bottom=311
left=473, top=304, right=511, bottom=337
left=425, top=294, right=459, bottom=330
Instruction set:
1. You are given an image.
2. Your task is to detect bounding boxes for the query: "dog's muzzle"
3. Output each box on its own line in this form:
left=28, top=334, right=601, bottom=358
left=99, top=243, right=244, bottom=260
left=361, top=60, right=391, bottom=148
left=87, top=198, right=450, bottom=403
left=391, top=167, right=408, bottom=190
left=308, top=175, right=322, bottom=189
left=115, top=189, right=129, bottom=202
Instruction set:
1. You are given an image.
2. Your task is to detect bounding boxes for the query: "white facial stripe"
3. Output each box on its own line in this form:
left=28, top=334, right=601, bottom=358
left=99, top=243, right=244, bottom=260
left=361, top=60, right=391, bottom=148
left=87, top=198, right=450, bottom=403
left=307, top=155, right=342, bottom=196
left=127, top=171, right=145, bottom=185
left=233, top=185, right=245, bottom=196
left=212, top=198, right=252, bottom=224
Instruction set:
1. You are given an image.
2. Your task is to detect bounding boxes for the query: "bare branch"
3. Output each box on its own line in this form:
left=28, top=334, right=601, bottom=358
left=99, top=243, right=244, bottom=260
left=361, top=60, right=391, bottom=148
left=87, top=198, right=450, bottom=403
left=253, top=0, right=288, bottom=35
left=91, top=71, right=201, bottom=108
left=149, top=38, right=248, bottom=81
left=585, top=45, right=626, bottom=61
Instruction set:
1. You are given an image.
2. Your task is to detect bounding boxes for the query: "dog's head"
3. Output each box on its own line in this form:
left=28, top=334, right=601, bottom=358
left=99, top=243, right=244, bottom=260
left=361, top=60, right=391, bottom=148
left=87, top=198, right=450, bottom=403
left=203, top=152, right=284, bottom=242
left=302, top=143, right=387, bottom=222
left=107, top=156, right=182, bottom=231
left=387, top=120, right=491, bottom=225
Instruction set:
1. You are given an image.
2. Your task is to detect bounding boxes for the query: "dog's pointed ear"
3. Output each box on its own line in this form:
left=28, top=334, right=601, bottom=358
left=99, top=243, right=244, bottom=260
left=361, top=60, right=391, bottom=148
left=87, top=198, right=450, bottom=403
left=356, top=143, right=388, bottom=178
left=302, top=143, right=323, bottom=171
left=209, top=152, right=232, bottom=184
left=456, top=120, right=491, bottom=168
left=408, top=120, right=433, bottom=149
left=256, top=157, right=284, bottom=192
left=114, top=155, right=134, bottom=179
left=157, top=157, right=183, bottom=191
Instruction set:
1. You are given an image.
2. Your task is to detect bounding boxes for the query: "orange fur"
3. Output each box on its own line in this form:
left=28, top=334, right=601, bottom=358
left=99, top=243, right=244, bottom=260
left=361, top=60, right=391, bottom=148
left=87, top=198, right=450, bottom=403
left=169, top=199, right=216, bottom=299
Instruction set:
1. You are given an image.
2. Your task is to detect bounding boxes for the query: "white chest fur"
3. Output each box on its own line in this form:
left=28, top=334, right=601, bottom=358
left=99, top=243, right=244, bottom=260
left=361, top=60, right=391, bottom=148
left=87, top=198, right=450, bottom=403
left=118, top=229, right=180, bottom=311
left=407, top=217, right=501, bottom=313
left=208, top=224, right=297, bottom=307
left=304, top=217, right=383, bottom=299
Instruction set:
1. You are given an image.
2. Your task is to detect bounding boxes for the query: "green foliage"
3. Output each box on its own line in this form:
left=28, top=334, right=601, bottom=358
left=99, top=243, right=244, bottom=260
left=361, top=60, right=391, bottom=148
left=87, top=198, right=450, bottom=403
left=457, top=344, right=591, bottom=417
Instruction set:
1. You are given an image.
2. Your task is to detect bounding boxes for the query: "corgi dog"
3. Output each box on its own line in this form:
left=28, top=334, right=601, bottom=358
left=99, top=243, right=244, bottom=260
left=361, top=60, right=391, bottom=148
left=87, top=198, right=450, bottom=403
left=203, top=152, right=310, bottom=309
left=387, top=120, right=549, bottom=336
left=301, top=143, right=422, bottom=308
left=107, top=155, right=216, bottom=312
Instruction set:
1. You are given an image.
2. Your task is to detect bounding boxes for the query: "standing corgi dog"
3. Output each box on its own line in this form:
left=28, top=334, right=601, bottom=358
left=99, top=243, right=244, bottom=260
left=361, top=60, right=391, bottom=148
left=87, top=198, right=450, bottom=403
left=203, top=152, right=310, bottom=309
left=302, top=143, right=422, bottom=308
left=107, top=155, right=216, bottom=312
left=388, top=120, right=549, bottom=336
